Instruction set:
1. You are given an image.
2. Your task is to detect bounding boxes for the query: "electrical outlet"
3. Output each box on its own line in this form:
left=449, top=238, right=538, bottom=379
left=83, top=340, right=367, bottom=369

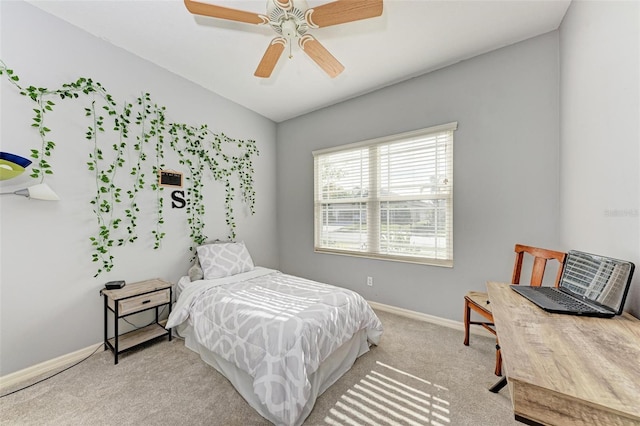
left=367, top=276, right=373, bottom=286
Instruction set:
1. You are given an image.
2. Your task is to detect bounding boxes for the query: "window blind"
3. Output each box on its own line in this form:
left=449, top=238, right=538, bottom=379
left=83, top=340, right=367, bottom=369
left=313, top=122, right=457, bottom=266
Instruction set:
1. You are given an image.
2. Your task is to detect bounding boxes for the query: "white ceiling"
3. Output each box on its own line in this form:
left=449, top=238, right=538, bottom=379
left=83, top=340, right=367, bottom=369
left=27, top=0, right=571, bottom=122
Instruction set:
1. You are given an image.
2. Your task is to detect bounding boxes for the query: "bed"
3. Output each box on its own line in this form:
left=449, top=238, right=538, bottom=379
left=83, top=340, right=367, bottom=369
left=165, top=241, right=383, bottom=426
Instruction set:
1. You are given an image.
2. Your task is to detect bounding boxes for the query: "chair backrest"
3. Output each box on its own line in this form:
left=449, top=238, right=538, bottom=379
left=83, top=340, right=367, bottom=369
left=511, top=244, right=567, bottom=287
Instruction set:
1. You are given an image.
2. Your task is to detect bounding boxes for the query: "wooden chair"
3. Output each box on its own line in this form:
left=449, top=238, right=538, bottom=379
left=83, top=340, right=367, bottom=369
left=463, top=244, right=566, bottom=376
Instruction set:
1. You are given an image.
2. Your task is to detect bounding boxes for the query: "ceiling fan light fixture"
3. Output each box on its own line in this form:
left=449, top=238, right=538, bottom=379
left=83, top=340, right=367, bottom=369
left=280, top=19, right=299, bottom=38
left=268, top=2, right=308, bottom=37
left=185, top=0, right=383, bottom=78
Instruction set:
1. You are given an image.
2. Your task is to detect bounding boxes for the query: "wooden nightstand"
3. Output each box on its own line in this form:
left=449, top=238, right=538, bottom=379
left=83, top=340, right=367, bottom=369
left=101, top=278, right=172, bottom=364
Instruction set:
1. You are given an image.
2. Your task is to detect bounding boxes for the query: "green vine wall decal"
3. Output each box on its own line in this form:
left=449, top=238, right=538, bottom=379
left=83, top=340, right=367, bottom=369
left=168, top=124, right=258, bottom=250
left=0, top=60, right=259, bottom=276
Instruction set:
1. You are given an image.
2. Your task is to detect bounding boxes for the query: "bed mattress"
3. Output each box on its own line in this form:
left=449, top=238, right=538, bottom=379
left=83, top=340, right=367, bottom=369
left=166, top=267, right=383, bottom=426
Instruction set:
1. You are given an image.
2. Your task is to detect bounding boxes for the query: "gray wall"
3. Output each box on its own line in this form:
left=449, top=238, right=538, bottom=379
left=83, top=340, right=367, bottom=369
left=560, top=1, right=640, bottom=316
left=277, top=32, right=561, bottom=321
left=0, top=2, right=277, bottom=375
left=3, top=0, right=638, bottom=377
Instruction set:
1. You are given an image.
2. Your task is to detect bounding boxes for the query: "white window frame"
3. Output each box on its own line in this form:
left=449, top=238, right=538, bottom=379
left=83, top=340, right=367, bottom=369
left=313, top=122, right=457, bottom=267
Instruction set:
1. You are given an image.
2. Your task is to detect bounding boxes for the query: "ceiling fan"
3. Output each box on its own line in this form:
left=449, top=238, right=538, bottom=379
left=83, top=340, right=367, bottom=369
left=184, top=0, right=383, bottom=78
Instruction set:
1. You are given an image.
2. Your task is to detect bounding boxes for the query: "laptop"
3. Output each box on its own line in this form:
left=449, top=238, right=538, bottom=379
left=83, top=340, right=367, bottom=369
left=511, top=250, right=635, bottom=317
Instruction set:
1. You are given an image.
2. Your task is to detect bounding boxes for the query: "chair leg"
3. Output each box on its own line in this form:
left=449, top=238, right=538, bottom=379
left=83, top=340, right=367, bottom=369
left=463, top=299, right=470, bottom=346
left=495, top=344, right=502, bottom=376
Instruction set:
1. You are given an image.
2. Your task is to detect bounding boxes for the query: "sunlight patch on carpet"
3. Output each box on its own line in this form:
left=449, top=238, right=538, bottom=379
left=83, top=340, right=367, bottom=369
left=323, top=361, right=451, bottom=425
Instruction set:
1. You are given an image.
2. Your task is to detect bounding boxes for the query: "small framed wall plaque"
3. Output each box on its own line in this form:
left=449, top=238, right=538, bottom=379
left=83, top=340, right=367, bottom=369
left=159, top=170, right=183, bottom=188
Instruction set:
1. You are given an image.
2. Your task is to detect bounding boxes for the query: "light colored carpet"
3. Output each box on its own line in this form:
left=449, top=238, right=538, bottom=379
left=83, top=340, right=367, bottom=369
left=0, top=310, right=517, bottom=425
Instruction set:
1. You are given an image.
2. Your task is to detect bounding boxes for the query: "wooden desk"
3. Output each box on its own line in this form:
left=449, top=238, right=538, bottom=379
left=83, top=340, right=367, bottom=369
left=487, top=281, right=640, bottom=426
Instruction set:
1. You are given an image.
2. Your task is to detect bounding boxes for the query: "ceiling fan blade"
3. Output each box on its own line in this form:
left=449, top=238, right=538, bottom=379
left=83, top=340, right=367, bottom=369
left=184, top=0, right=268, bottom=25
left=299, top=35, right=345, bottom=78
left=305, top=0, right=383, bottom=28
left=255, top=38, right=287, bottom=78
left=273, top=0, right=294, bottom=11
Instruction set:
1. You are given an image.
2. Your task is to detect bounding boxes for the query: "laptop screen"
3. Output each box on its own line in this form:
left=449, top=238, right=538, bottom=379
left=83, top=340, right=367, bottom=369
left=560, top=250, right=635, bottom=314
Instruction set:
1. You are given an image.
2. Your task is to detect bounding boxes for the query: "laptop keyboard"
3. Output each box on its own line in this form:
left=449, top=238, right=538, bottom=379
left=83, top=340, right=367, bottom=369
left=531, top=287, right=603, bottom=312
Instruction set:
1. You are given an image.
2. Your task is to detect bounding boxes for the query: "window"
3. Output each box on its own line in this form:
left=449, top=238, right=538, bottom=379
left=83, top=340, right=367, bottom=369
left=313, top=122, right=456, bottom=267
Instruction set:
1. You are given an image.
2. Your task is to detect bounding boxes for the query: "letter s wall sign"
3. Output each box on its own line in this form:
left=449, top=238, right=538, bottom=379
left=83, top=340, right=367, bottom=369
left=171, top=190, right=186, bottom=209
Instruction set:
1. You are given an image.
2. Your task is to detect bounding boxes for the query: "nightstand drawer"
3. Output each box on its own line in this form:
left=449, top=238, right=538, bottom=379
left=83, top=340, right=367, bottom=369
left=118, top=289, right=170, bottom=316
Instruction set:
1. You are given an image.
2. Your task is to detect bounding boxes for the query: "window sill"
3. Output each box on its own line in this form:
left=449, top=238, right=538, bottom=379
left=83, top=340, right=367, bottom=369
left=314, top=248, right=453, bottom=268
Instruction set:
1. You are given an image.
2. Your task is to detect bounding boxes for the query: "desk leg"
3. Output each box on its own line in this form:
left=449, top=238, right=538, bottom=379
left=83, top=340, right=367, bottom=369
left=514, top=414, right=544, bottom=426
left=489, top=377, right=507, bottom=393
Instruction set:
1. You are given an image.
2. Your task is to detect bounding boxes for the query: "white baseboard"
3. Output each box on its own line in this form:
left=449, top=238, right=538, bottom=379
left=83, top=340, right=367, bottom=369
left=1, top=303, right=491, bottom=392
left=368, top=300, right=495, bottom=338
left=0, top=342, right=102, bottom=391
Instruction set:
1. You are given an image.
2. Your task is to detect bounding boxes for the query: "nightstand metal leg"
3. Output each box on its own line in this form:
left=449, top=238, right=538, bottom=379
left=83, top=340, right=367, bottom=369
left=168, top=287, right=173, bottom=341
left=114, top=304, right=119, bottom=365
left=103, top=295, right=108, bottom=351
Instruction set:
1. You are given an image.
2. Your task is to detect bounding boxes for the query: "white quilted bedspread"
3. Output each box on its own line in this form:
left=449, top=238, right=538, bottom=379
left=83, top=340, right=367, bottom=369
left=166, top=267, right=383, bottom=426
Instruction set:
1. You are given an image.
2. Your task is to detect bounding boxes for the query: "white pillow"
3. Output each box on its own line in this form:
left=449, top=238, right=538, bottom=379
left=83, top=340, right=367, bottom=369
left=188, top=239, right=232, bottom=281
left=188, top=263, right=204, bottom=281
left=197, top=241, right=254, bottom=279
